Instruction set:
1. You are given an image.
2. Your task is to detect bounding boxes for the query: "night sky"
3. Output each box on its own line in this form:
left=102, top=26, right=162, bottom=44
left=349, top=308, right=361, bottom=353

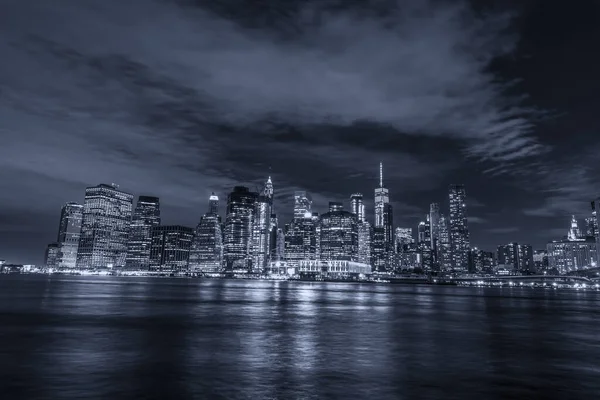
left=1, top=0, right=599, bottom=265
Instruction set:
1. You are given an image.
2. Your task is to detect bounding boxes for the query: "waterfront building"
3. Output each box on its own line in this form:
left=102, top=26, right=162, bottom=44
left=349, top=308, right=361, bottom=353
left=374, top=163, right=394, bottom=245
left=284, top=213, right=318, bottom=267
left=77, top=184, right=133, bottom=269
left=357, top=221, right=372, bottom=266
left=297, top=259, right=371, bottom=278
left=497, top=243, right=535, bottom=274
left=250, top=192, right=272, bottom=272
left=223, top=186, right=258, bottom=270
left=125, top=196, right=161, bottom=270
left=429, top=203, right=441, bottom=261
left=56, top=202, right=83, bottom=269
left=319, top=202, right=358, bottom=262
left=547, top=217, right=597, bottom=274
left=149, top=225, right=194, bottom=272
left=449, top=185, right=470, bottom=272
left=437, top=214, right=452, bottom=271
left=44, top=243, right=59, bottom=269
left=469, top=248, right=495, bottom=273
left=189, top=193, right=223, bottom=274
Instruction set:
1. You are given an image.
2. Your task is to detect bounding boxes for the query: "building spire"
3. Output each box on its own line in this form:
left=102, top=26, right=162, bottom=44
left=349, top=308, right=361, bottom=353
left=379, top=162, right=383, bottom=188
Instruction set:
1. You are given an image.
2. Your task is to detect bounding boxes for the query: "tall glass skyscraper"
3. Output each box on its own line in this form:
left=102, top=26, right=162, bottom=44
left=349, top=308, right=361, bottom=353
left=250, top=186, right=272, bottom=272
left=350, top=193, right=365, bottom=222
left=45, top=243, right=59, bottom=269
left=357, top=221, right=372, bottom=265
left=77, top=184, right=133, bottom=269
left=429, top=202, right=440, bottom=265
left=319, top=202, right=358, bottom=262
left=449, top=184, right=470, bottom=271
left=284, top=214, right=318, bottom=267
left=374, top=163, right=393, bottom=243
left=591, top=198, right=600, bottom=255
left=149, top=225, right=194, bottom=273
left=126, top=196, right=161, bottom=270
left=438, top=214, right=452, bottom=271
left=56, top=202, right=83, bottom=269
left=223, top=186, right=258, bottom=270
left=189, top=193, right=223, bottom=273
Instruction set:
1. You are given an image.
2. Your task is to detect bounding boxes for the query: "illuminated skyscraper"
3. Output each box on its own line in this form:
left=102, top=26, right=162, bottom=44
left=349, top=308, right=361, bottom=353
left=149, top=225, right=194, bottom=272
left=591, top=198, right=600, bottom=254
left=429, top=203, right=440, bottom=263
left=373, top=163, right=393, bottom=272
left=438, top=214, right=452, bottom=271
left=269, top=214, right=286, bottom=262
left=417, top=217, right=431, bottom=244
left=250, top=178, right=273, bottom=272
left=56, top=202, right=83, bottom=269
left=358, top=221, right=372, bottom=265
left=44, top=243, right=59, bottom=269
left=350, top=193, right=365, bottom=222
left=223, top=186, right=258, bottom=270
left=319, top=202, right=358, bottom=261
left=448, top=184, right=470, bottom=272
left=567, top=215, right=582, bottom=241
left=285, top=213, right=317, bottom=267
left=374, top=163, right=393, bottom=244
left=497, top=243, right=534, bottom=274
left=293, top=191, right=312, bottom=220
left=208, top=192, right=219, bottom=216
left=189, top=193, right=223, bottom=273
left=125, top=196, right=161, bottom=270
left=77, top=184, right=133, bottom=269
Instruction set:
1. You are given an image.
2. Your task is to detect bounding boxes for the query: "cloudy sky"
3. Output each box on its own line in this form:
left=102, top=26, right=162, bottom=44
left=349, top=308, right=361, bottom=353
left=1, top=0, right=599, bottom=264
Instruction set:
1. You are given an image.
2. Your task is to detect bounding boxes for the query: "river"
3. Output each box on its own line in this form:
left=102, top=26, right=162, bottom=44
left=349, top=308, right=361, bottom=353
left=1, top=275, right=599, bottom=399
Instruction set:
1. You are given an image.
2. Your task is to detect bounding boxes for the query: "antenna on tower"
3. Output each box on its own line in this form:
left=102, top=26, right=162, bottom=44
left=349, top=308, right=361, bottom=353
left=379, top=162, right=383, bottom=188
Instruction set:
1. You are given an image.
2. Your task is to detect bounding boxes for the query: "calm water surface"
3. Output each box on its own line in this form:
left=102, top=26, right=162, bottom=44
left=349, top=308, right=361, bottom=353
left=0, top=275, right=599, bottom=399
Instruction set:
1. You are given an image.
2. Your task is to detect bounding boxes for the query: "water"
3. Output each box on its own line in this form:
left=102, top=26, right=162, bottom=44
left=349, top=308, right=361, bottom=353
left=0, top=275, right=599, bottom=399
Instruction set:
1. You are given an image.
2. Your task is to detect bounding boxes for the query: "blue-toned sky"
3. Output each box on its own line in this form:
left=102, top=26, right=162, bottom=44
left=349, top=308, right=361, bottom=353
left=1, top=0, right=599, bottom=264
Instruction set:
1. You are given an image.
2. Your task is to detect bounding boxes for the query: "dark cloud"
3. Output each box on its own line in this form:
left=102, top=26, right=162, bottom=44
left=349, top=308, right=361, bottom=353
left=0, top=0, right=598, bottom=263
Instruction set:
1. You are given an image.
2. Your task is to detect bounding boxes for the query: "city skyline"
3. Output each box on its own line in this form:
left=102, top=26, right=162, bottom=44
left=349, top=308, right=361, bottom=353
left=2, top=0, right=600, bottom=264
left=16, top=170, right=600, bottom=267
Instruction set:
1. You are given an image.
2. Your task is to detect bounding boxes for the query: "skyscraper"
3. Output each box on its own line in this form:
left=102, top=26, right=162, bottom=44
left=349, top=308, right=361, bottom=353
left=56, top=202, right=83, bottom=269
left=592, top=198, right=600, bottom=255
left=438, top=214, right=452, bottom=271
left=417, top=217, right=431, bottom=244
left=567, top=215, right=582, bottom=241
left=374, top=163, right=393, bottom=244
left=448, top=184, right=470, bottom=272
left=250, top=178, right=273, bottom=272
left=350, top=193, right=365, bottom=222
left=44, top=243, right=59, bottom=269
left=319, top=202, right=358, bottom=262
left=357, top=221, right=372, bottom=266
left=429, top=203, right=441, bottom=264
left=223, top=186, right=258, bottom=270
left=149, top=225, right=194, bottom=273
left=125, top=196, right=161, bottom=270
left=77, top=184, right=133, bottom=269
left=293, top=191, right=312, bottom=220
left=497, top=243, right=534, bottom=274
left=285, top=213, right=318, bottom=267
left=189, top=193, right=223, bottom=273
left=208, top=192, right=219, bottom=216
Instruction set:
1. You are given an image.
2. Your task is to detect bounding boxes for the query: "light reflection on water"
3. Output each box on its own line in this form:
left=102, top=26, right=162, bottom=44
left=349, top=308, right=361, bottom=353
left=1, top=275, right=599, bottom=399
